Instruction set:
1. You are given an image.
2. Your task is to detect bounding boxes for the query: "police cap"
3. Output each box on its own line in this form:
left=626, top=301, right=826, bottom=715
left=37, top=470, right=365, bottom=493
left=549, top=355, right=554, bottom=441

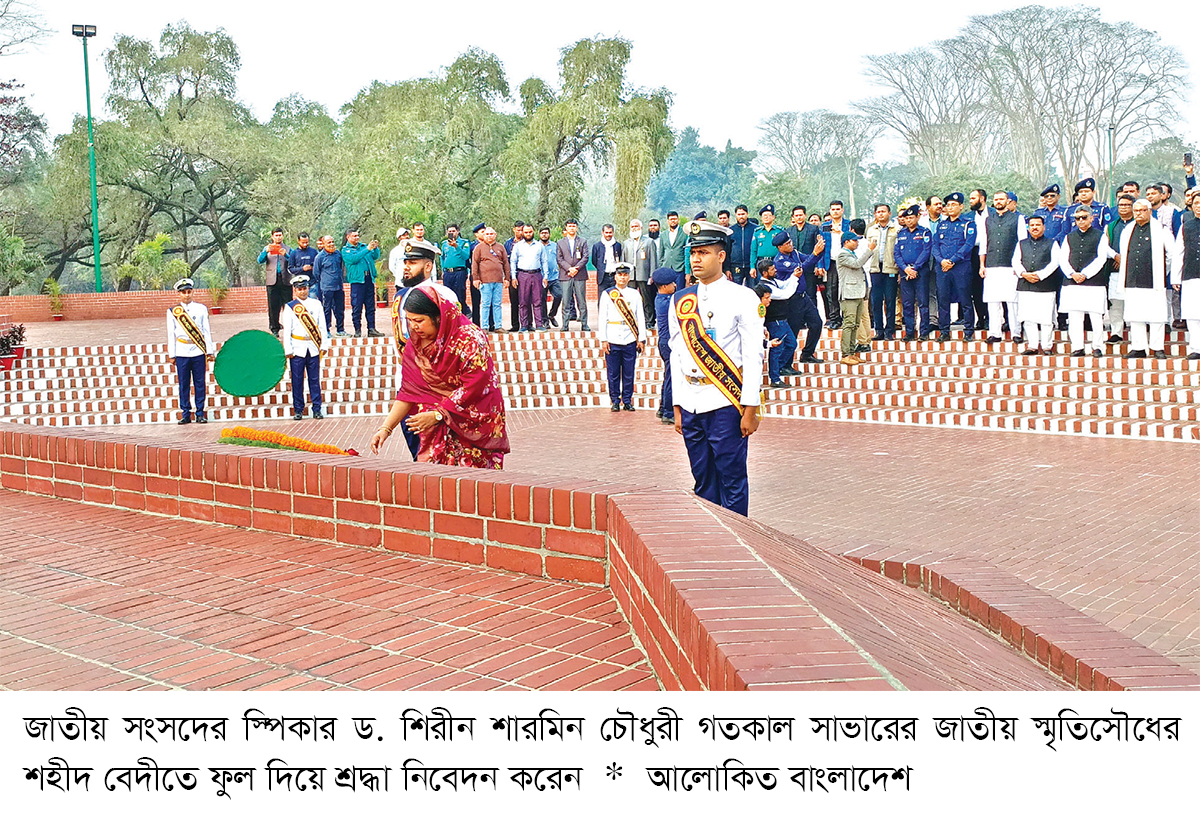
left=650, top=267, right=678, bottom=287
left=402, top=239, right=441, bottom=261
left=900, top=205, right=920, bottom=218
left=759, top=203, right=776, bottom=215
left=687, top=219, right=733, bottom=248
left=771, top=230, right=791, bottom=247
left=945, top=192, right=965, bottom=205
left=1074, top=177, right=1096, bottom=194
left=1041, top=183, right=1061, bottom=197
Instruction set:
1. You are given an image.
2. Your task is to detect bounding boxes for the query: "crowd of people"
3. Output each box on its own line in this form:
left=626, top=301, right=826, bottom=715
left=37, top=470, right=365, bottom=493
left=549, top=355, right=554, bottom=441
left=163, top=166, right=1200, bottom=514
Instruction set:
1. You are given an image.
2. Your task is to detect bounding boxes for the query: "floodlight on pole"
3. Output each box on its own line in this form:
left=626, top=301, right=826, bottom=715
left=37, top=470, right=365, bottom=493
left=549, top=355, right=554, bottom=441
left=72, top=23, right=102, bottom=293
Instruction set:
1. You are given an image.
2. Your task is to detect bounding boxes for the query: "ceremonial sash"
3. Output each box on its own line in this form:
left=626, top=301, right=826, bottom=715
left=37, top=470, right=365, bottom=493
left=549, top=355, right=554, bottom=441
left=172, top=305, right=205, bottom=350
left=391, top=290, right=408, bottom=353
left=609, top=288, right=639, bottom=335
left=673, top=289, right=746, bottom=413
left=292, top=301, right=323, bottom=349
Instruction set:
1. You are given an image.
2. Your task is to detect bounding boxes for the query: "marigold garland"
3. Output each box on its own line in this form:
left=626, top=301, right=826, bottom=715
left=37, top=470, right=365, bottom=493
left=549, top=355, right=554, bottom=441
left=218, top=426, right=357, bottom=456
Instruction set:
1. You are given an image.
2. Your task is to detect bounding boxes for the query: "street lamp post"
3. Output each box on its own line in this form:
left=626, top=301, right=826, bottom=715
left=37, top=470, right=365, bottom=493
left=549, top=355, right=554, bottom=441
left=72, top=24, right=102, bottom=293
left=1108, top=124, right=1117, bottom=208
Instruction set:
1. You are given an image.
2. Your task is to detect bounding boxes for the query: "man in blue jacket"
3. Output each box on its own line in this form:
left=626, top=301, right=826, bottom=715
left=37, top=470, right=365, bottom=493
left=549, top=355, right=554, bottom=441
left=312, top=235, right=345, bottom=335
left=932, top=193, right=978, bottom=341
left=287, top=233, right=320, bottom=304
left=727, top=205, right=756, bottom=286
left=341, top=229, right=383, bottom=337
left=819, top=201, right=852, bottom=329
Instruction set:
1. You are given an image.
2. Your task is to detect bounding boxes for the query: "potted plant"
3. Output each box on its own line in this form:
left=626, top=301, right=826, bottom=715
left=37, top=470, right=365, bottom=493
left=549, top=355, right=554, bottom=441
left=202, top=269, right=230, bottom=314
left=0, top=324, right=26, bottom=360
left=375, top=271, right=390, bottom=308
left=0, top=327, right=14, bottom=371
left=46, top=278, right=64, bottom=321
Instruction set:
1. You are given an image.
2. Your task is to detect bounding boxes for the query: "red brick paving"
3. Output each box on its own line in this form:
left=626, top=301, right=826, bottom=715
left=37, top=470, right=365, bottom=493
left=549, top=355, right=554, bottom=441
left=0, top=490, right=653, bottom=691
left=95, top=401, right=1200, bottom=676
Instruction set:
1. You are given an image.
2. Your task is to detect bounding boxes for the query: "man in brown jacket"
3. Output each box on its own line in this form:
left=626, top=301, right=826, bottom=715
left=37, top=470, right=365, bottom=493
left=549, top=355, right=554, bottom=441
left=471, top=227, right=510, bottom=332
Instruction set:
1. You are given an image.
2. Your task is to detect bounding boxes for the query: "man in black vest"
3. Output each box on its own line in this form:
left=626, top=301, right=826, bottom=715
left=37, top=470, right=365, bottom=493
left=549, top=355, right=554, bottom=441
left=1014, top=216, right=1060, bottom=355
left=1058, top=207, right=1112, bottom=357
left=1173, top=193, right=1200, bottom=359
left=981, top=190, right=1025, bottom=343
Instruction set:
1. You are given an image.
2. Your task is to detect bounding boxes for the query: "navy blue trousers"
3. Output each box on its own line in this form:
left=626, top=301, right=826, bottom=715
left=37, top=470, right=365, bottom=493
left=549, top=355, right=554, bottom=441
left=349, top=281, right=376, bottom=333
left=937, top=264, right=975, bottom=336
left=400, top=419, right=421, bottom=460
left=767, top=319, right=796, bottom=382
left=322, top=287, right=345, bottom=332
left=656, top=342, right=673, bottom=415
left=443, top=268, right=469, bottom=314
left=175, top=355, right=206, bottom=418
left=870, top=273, right=899, bottom=338
left=900, top=271, right=932, bottom=337
left=785, top=292, right=823, bottom=358
left=289, top=354, right=322, bottom=415
left=680, top=405, right=749, bottom=516
left=606, top=342, right=637, bottom=406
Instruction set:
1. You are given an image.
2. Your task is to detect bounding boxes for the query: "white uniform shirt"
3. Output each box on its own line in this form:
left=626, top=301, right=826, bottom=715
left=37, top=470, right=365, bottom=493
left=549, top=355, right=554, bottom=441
left=667, top=277, right=765, bottom=414
left=598, top=286, right=646, bottom=346
left=165, top=301, right=214, bottom=358
left=389, top=243, right=406, bottom=282
left=282, top=296, right=330, bottom=357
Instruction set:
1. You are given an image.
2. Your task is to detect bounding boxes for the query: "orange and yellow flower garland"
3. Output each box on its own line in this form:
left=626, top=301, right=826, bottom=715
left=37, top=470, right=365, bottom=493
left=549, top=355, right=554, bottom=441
left=218, top=426, right=356, bottom=456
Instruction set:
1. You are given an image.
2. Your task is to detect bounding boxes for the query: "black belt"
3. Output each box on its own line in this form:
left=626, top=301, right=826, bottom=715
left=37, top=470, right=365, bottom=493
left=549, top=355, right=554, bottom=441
left=444, top=267, right=467, bottom=273
left=517, top=268, right=541, bottom=273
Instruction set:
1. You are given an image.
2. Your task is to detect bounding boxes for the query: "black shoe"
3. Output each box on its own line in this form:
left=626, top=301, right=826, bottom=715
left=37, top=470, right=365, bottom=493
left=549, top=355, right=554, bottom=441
left=1106, top=334, right=1124, bottom=344
left=313, top=412, right=324, bottom=420
left=779, top=368, right=801, bottom=376
left=1126, top=349, right=1147, bottom=359
left=1172, top=320, right=1186, bottom=330
left=856, top=344, right=871, bottom=353
left=871, top=334, right=884, bottom=341
left=937, top=333, right=951, bottom=343
left=1152, top=350, right=1167, bottom=359
left=195, top=415, right=208, bottom=424
left=662, top=416, right=675, bottom=426
left=1012, top=336, right=1024, bottom=345
left=764, top=380, right=782, bottom=388
left=548, top=318, right=558, bottom=327
left=581, top=326, right=591, bottom=332
left=1022, top=348, right=1039, bottom=356
left=1187, top=352, right=1200, bottom=360
left=611, top=403, right=620, bottom=412
left=1091, top=349, right=1103, bottom=358
left=1070, top=349, right=1085, bottom=357
left=986, top=336, right=1002, bottom=344
left=366, top=329, right=384, bottom=337
left=623, top=403, right=635, bottom=412
left=800, top=355, right=824, bottom=364
left=354, top=330, right=363, bottom=337
left=177, top=415, right=192, bottom=425
left=951, top=317, right=964, bottom=326
left=962, top=332, right=974, bottom=341
left=294, top=413, right=303, bottom=420
left=903, top=334, right=916, bottom=342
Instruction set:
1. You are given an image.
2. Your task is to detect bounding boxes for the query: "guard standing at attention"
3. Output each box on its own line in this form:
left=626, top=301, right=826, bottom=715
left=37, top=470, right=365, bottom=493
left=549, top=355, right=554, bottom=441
left=894, top=205, right=933, bottom=340
left=166, top=277, right=215, bottom=425
left=282, top=274, right=331, bottom=420
left=932, top=192, right=978, bottom=341
left=667, top=220, right=764, bottom=516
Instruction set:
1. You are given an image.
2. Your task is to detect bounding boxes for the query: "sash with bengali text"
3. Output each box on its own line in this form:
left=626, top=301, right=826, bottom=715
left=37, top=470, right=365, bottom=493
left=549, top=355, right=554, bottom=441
left=171, top=305, right=205, bottom=350
left=291, top=300, right=323, bottom=349
left=609, top=288, right=639, bottom=335
left=673, top=288, right=745, bottom=413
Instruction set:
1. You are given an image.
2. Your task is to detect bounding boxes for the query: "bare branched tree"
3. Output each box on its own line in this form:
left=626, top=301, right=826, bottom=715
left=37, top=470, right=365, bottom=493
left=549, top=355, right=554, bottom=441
left=0, top=0, right=48, bottom=58
left=860, top=41, right=1006, bottom=179
left=757, top=110, right=882, bottom=216
left=961, top=6, right=1187, bottom=193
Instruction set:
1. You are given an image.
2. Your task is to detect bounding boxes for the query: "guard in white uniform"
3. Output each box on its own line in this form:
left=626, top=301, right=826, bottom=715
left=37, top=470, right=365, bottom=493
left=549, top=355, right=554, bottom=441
left=389, top=239, right=459, bottom=458
left=598, top=262, right=646, bottom=411
left=166, top=277, right=215, bottom=425
left=282, top=274, right=331, bottom=419
left=667, top=220, right=764, bottom=516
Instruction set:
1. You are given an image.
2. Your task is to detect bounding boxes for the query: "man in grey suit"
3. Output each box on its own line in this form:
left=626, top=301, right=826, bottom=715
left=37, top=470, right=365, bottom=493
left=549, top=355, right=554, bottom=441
left=556, top=219, right=590, bottom=331
left=623, top=218, right=659, bottom=327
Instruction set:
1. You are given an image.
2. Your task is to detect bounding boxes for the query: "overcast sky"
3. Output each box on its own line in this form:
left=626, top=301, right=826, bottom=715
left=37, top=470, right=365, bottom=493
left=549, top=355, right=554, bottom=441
left=7, top=0, right=1200, bottom=169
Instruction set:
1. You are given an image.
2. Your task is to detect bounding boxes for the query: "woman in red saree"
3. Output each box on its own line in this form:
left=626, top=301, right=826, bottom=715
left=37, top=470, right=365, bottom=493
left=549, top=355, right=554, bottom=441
left=369, top=285, right=509, bottom=468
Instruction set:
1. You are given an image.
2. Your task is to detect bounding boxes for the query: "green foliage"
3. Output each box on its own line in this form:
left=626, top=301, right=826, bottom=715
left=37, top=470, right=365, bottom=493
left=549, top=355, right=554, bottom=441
left=117, top=233, right=191, bottom=290
left=0, top=323, right=25, bottom=353
left=904, top=168, right=1037, bottom=208
left=1113, top=137, right=1197, bottom=201
left=45, top=277, right=62, bottom=312
left=646, top=127, right=756, bottom=217
left=199, top=268, right=228, bottom=305
left=0, top=229, right=40, bottom=295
